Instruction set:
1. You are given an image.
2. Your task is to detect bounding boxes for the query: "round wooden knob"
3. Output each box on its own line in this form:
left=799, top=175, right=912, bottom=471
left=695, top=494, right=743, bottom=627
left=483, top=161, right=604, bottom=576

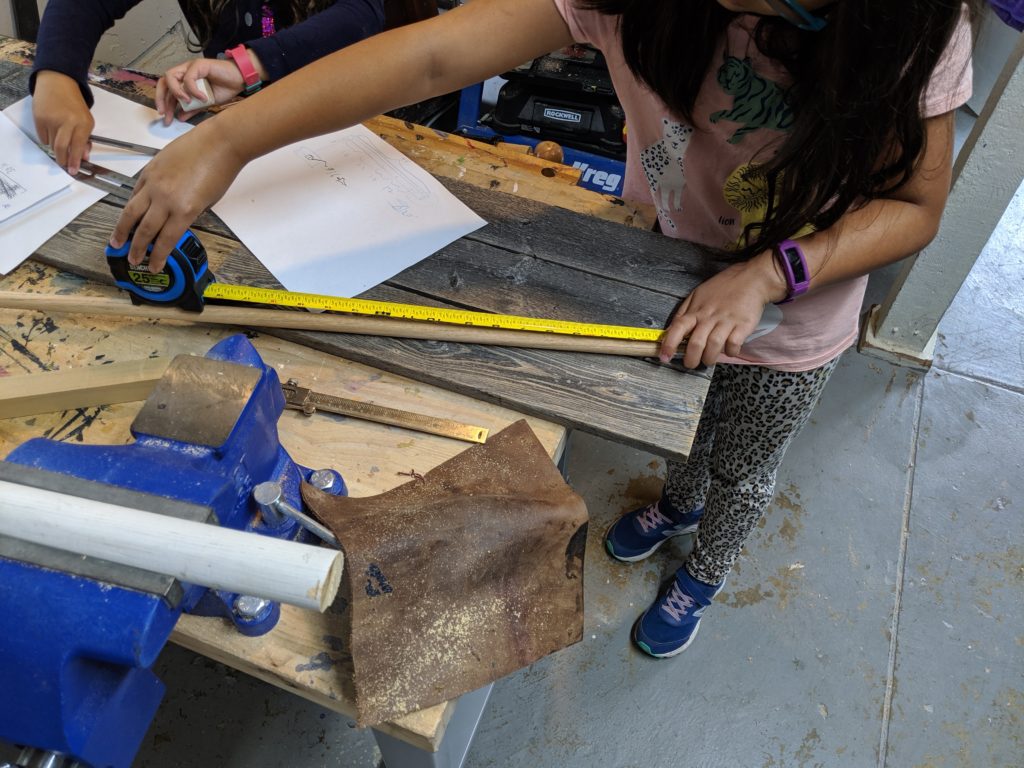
left=532, top=140, right=564, bottom=164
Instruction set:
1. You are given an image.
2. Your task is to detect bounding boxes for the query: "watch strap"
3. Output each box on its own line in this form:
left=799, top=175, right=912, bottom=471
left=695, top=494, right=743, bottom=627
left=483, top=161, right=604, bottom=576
left=225, top=44, right=262, bottom=95
left=773, top=239, right=810, bottom=304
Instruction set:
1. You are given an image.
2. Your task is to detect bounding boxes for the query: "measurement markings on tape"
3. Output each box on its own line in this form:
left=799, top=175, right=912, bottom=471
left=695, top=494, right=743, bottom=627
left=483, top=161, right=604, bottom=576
left=203, top=283, right=665, bottom=342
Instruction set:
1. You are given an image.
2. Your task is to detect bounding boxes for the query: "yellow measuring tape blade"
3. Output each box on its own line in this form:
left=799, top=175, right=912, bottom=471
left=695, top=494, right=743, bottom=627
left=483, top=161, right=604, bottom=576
left=204, top=283, right=665, bottom=342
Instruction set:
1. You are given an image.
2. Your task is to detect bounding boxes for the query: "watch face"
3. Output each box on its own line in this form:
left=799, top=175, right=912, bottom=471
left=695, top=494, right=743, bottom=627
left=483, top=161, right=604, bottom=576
left=782, top=245, right=808, bottom=284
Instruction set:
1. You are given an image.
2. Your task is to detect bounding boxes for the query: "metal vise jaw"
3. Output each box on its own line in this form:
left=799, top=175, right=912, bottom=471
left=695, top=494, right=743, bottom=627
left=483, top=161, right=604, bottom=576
left=0, top=334, right=346, bottom=768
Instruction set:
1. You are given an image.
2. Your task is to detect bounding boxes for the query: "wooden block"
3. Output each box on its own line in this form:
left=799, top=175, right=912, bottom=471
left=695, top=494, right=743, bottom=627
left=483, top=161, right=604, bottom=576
left=0, top=357, right=169, bottom=419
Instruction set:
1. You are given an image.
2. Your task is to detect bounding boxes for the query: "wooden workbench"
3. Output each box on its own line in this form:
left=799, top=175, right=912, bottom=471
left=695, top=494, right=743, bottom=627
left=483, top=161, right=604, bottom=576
left=0, top=259, right=565, bottom=752
left=0, top=35, right=712, bottom=759
left=0, top=37, right=713, bottom=463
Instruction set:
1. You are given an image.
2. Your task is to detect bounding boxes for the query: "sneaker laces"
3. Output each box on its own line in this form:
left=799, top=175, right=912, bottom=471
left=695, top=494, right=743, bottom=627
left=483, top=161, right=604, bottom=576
left=637, top=502, right=673, bottom=533
left=660, top=581, right=698, bottom=623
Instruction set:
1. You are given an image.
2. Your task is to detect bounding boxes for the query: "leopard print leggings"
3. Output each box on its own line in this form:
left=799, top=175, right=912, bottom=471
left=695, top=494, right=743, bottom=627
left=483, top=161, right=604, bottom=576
left=663, top=356, right=841, bottom=586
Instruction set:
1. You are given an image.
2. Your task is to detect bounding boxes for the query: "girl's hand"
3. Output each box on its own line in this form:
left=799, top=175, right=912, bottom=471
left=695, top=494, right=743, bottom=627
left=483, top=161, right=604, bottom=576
left=661, top=251, right=788, bottom=368
left=110, top=121, right=243, bottom=272
left=32, top=71, right=94, bottom=175
left=155, top=58, right=248, bottom=125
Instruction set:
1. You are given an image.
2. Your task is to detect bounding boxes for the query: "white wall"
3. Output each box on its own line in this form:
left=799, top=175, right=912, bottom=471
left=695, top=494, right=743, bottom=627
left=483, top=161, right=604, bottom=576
left=0, top=1, right=19, bottom=38
left=83, top=0, right=188, bottom=67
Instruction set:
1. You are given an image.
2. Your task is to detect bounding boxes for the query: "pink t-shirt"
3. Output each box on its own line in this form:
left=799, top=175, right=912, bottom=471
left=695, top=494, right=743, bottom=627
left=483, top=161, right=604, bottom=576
left=552, top=1, right=973, bottom=371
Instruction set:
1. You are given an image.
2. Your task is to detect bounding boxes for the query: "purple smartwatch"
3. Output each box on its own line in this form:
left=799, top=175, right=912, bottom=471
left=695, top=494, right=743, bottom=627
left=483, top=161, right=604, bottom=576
left=773, top=238, right=810, bottom=304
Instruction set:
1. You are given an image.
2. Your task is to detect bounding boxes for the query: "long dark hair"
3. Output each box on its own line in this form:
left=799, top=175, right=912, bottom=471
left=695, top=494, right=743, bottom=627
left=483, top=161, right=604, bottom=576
left=185, top=0, right=335, bottom=51
left=580, top=0, right=981, bottom=258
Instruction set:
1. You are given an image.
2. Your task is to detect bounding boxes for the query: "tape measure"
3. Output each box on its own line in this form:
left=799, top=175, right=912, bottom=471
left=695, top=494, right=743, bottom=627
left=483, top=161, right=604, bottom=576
left=203, top=283, right=665, bottom=341
left=105, top=234, right=664, bottom=343
left=106, top=230, right=214, bottom=313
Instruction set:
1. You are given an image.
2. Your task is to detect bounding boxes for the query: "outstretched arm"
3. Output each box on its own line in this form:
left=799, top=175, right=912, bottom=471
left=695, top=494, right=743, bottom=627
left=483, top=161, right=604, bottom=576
left=660, top=111, right=957, bottom=369
left=112, top=0, right=574, bottom=271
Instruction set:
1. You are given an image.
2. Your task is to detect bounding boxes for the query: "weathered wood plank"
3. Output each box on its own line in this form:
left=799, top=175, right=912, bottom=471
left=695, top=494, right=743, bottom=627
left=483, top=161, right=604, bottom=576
left=271, top=324, right=704, bottom=459
left=364, top=115, right=657, bottom=230
left=439, top=176, right=724, bottom=289
left=388, top=238, right=678, bottom=330
left=31, top=185, right=707, bottom=460
left=29, top=200, right=280, bottom=288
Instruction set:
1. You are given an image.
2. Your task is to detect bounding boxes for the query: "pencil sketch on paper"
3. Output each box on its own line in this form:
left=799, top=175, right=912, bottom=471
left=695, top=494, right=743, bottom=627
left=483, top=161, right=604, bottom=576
left=0, top=167, right=27, bottom=197
left=0, top=159, right=63, bottom=223
left=0, top=114, right=73, bottom=224
left=351, top=134, right=430, bottom=218
left=293, top=134, right=433, bottom=219
left=0, top=165, right=27, bottom=208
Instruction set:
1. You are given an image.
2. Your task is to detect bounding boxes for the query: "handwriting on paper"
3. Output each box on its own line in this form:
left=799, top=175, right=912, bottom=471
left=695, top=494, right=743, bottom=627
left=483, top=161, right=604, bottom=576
left=347, top=134, right=430, bottom=218
left=296, top=133, right=432, bottom=219
left=299, top=150, right=347, bottom=187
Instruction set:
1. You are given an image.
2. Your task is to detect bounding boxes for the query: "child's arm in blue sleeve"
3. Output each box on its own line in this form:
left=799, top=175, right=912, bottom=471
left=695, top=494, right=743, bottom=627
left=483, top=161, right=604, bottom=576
left=245, top=0, right=386, bottom=84
left=30, top=0, right=142, bottom=106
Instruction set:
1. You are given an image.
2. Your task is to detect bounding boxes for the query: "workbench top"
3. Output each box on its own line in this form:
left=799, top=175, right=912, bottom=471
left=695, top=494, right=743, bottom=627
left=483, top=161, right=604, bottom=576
left=0, top=36, right=712, bottom=463
left=0, top=258, right=567, bottom=750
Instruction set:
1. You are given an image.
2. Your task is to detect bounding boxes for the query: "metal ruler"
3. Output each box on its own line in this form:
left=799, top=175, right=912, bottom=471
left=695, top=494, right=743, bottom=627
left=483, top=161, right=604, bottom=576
left=204, top=283, right=665, bottom=342
left=282, top=380, right=488, bottom=444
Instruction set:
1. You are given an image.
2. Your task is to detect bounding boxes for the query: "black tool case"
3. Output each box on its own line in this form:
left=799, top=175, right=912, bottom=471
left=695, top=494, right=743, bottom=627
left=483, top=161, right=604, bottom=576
left=486, top=45, right=626, bottom=160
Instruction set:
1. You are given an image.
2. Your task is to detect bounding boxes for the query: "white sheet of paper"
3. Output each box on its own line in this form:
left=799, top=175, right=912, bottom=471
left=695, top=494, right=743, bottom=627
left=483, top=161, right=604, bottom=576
left=212, top=124, right=486, bottom=296
left=0, top=88, right=192, bottom=275
left=0, top=114, right=70, bottom=223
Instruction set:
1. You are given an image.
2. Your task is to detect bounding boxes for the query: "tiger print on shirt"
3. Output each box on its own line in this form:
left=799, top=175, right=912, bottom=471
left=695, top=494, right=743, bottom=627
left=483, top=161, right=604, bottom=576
left=709, top=55, right=795, bottom=144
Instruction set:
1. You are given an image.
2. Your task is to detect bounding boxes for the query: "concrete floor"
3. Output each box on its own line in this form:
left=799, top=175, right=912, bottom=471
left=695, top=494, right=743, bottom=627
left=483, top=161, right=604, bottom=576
left=98, top=183, right=1022, bottom=768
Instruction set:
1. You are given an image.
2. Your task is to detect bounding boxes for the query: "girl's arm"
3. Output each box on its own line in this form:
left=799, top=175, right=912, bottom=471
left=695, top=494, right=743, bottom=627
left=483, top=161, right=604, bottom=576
left=660, top=112, right=957, bottom=369
left=112, top=0, right=574, bottom=270
left=31, top=0, right=142, bottom=174
left=156, top=0, right=385, bottom=125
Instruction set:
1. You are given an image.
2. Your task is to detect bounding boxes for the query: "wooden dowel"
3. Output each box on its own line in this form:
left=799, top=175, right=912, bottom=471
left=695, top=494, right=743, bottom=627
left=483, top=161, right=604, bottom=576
left=0, top=479, right=343, bottom=612
left=0, top=357, right=169, bottom=419
left=0, top=291, right=666, bottom=358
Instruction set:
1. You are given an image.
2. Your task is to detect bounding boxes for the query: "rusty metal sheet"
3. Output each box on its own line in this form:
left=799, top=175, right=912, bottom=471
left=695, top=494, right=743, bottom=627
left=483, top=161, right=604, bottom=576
left=302, top=420, right=588, bottom=726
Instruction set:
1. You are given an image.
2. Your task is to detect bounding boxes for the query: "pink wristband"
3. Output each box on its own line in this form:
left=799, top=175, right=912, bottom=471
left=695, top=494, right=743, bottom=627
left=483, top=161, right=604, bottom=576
left=225, top=44, right=262, bottom=95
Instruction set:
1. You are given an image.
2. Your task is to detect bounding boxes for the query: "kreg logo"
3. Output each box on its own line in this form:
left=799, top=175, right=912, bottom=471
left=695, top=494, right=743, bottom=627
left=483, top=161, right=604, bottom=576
left=543, top=108, right=582, bottom=123
left=573, top=162, right=622, bottom=193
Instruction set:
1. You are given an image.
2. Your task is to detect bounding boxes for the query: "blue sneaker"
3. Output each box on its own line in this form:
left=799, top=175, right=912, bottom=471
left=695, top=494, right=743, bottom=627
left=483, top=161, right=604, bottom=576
left=604, top=499, right=703, bottom=562
left=632, top=569, right=723, bottom=658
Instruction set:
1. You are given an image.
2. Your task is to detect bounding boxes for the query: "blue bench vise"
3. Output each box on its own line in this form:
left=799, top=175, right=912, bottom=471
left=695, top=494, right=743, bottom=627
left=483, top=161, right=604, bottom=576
left=0, top=334, right=347, bottom=768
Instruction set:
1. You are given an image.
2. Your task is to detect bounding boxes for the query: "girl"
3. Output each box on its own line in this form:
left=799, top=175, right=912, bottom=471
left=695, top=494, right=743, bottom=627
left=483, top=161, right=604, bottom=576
left=30, top=0, right=384, bottom=174
left=110, top=0, right=978, bottom=658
